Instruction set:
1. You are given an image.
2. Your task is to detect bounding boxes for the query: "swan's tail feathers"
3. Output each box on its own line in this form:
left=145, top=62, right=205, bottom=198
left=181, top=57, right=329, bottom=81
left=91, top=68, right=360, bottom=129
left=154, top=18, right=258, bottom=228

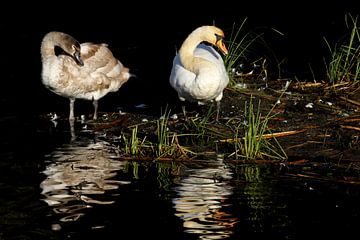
left=120, top=67, right=131, bottom=81
left=110, top=67, right=132, bottom=92
left=128, top=70, right=137, bottom=79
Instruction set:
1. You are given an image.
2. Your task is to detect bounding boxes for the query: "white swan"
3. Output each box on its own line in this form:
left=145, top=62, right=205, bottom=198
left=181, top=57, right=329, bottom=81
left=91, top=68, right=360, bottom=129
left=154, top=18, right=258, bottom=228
left=169, top=25, right=229, bottom=121
left=41, top=31, right=131, bottom=120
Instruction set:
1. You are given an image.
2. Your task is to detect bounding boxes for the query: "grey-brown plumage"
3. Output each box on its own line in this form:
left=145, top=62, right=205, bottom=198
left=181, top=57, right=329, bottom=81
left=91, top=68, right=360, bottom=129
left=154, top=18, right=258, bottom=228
left=41, top=31, right=131, bottom=120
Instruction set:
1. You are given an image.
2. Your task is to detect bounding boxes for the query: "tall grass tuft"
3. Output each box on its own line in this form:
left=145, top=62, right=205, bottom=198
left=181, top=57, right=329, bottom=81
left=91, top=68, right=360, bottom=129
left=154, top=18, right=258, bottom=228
left=155, top=107, right=195, bottom=159
left=238, top=97, right=287, bottom=161
left=156, top=109, right=171, bottom=157
left=119, top=106, right=195, bottom=160
left=229, top=84, right=288, bottom=161
left=188, top=104, right=214, bottom=137
left=243, top=98, right=264, bottom=160
left=122, top=125, right=146, bottom=156
left=324, top=14, right=360, bottom=85
left=225, top=19, right=259, bottom=85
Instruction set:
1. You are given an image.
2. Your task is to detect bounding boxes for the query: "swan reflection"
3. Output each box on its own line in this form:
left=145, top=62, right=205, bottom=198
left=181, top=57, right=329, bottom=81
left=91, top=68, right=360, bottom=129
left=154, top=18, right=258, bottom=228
left=173, top=159, right=238, bottom=239
left=40, top=139, right=128, bottom=222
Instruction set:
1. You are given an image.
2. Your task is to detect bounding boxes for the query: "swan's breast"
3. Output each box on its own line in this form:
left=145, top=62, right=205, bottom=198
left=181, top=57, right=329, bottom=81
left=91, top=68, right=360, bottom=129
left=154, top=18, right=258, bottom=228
left=42, top=56, right=71, bottom=87
left=170, top=45, right=229, bottom=102
left=191, top=71, right=225, bottom=100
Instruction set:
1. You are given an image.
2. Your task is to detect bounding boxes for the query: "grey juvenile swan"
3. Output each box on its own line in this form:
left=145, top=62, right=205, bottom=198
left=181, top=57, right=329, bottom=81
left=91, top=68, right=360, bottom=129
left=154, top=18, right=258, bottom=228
left=169, top=26, right=229, bottom=121
left=41, top=31, right=131, bottom=120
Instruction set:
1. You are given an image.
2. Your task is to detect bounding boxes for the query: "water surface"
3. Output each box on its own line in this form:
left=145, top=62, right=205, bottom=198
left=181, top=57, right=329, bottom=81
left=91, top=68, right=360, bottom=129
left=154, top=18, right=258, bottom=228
left=1, top=117, right=360, bottom=239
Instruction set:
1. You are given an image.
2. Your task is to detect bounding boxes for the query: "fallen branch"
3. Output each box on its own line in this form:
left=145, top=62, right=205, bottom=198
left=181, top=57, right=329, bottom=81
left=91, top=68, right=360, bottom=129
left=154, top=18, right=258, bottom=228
left=287, top=159, right=309, bottom=165
left=342, top=118, right=360, bottom=123
left=339, top=96, right=360, bottom=108
left=286, top=141, right=327, bottom=150
left=217, top=129, right=306, bottom=143
left=262, top=129, right=307, bottom=139
left=340, top=125, right=360, bottom=131
left=325, top=82, right=350, bottom=90
left=288, top=173, right=360, bottom=185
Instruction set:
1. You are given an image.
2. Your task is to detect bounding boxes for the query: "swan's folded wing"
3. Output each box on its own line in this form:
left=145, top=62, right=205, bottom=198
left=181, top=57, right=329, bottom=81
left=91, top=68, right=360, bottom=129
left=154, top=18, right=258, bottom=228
left=81, top=43, right=122, bottom=75
left=80, top=43, right=128, bottom=89
left=170, top=55, right=196, bottom=90
left=194, top=44, right=225, bottom=66
left=195, top=44, right=229, bottom=83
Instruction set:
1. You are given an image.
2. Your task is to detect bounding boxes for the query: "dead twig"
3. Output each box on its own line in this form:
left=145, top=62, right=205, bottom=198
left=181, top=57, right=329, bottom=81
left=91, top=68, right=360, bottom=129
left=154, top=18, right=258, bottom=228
left=339, top=96, right=360, bottom=108
left=288, top=173, right=360, bottom=185
left=217, top=129, right=306, bottom=143
left=262, top=129, right=307, bottom=139
left=340, top=125, right=360, bottom=131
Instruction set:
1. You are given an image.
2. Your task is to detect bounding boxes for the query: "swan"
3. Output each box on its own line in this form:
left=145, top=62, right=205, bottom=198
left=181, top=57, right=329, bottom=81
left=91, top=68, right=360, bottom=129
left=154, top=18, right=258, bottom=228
left=169, top=25, right=229, bottom=121
left=41, top=31, right=131, bottom=120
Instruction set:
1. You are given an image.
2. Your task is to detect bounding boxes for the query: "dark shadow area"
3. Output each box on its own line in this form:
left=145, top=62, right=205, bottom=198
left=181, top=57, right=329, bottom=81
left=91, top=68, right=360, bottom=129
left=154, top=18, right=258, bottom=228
left=1, top=2, right=358, bottom=120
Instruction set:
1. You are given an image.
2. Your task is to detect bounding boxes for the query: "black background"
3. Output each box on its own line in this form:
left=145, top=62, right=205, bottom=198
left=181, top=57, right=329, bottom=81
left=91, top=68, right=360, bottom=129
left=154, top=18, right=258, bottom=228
left=0, top=2, right=358, bottom=117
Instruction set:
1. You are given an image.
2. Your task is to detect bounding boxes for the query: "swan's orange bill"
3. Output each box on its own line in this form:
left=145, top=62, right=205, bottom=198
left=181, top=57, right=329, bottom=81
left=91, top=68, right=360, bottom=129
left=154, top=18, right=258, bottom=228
left=217, top=40, right=228, bottom=55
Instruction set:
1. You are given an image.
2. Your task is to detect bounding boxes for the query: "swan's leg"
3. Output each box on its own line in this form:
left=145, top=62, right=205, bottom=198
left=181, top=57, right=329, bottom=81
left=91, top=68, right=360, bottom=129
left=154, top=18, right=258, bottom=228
left=216, top=101, right=221, bottom=122
left=179, top=96, right=188, bottom=120
left=69, top=98, right=75, bottom=120
left=93, top=100, right=98, bottom=120
left=214, top=93, right=223, bottom=122
left=182, top=105, right=187, bottom=118
left=69, top=118, right=76, bottom=141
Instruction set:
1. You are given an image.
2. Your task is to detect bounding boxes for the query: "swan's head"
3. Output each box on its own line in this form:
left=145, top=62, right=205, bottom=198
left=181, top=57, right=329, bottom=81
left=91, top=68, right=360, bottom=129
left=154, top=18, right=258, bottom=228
left=199, top=26, right=228, bottom=55
left=60, top=33, right=84, bottom=66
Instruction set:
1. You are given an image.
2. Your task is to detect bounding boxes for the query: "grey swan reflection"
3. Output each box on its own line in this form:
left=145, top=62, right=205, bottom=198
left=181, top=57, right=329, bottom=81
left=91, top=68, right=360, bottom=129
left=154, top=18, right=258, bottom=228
left=40, top=139, right=129, bottom=222
left=41, top=31, right=131, bottom=120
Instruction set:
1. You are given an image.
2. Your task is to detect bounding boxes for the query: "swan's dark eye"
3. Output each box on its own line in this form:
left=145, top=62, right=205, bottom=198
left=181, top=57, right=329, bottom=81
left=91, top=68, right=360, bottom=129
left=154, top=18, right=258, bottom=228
left=215, top=33, right=223, bottom=43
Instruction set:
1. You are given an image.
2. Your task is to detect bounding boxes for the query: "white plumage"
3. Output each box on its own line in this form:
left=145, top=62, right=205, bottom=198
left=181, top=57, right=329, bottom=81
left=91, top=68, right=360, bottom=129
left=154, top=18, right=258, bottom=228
left=170, top=26, right=229, bottom=121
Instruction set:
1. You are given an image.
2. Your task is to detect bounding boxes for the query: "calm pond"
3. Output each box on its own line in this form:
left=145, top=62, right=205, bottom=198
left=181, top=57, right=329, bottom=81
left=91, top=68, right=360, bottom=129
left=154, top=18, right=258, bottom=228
left=2, top=7, right=360, bottom=239
left=1, top=116, right=360, bottom=240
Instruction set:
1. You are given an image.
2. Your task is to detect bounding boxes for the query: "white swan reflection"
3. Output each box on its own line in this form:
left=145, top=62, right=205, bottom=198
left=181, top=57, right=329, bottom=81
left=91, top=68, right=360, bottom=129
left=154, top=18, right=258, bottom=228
left=173, top=159, right=238, bottom=239
left=40, top=139, right=129, bottom=222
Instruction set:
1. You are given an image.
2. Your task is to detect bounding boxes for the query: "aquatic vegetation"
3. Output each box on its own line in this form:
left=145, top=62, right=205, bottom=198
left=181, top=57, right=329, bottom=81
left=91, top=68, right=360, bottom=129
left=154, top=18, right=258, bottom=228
left=155, top=107, right=195, bottom=159
left=122, top=125, right=144, bottom=156
left=324, top=14, right=360, bottom=86
left=156, top=109, right=171, bottom=157
left=119, top=107, right=195, bottom=160
left=156, top=162, right=179, bottom=191
left=186, top=104, right=215, bottom=138
left=118, top=94, right=288, bottom=162
left=224, top=18, right=281, bottom=87
left=239, top=99, right=267, bottom=160
left=228, top=96, right=287, bottom=161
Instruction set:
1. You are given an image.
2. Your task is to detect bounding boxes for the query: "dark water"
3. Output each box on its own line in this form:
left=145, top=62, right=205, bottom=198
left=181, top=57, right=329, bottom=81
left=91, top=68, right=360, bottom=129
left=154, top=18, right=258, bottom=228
left=2, top=4, right=360, bottom=239
left=1, top=117, right=360, bottom=240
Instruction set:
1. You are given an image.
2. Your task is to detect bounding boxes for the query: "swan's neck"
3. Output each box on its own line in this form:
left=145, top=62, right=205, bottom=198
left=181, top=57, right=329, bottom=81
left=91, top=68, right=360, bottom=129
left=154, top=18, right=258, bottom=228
left=40, top=32, right=68, bottom=60
left=178, top=31, right=207, bottom=74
